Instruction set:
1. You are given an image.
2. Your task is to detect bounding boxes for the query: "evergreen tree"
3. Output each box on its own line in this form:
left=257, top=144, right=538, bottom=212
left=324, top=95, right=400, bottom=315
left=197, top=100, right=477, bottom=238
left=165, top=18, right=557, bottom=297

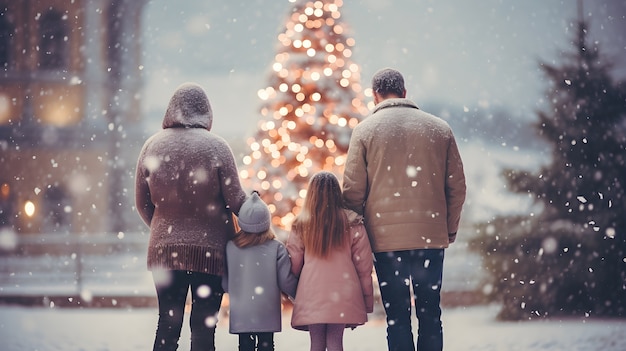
left=240, top=0, right=367, bottom=230
left=472, top=13, right=626, bottom=320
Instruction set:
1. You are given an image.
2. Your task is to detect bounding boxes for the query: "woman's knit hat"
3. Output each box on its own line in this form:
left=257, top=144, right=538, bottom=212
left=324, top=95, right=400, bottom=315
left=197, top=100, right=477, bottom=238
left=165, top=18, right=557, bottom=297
left=237, top=192, right=271, bottom=233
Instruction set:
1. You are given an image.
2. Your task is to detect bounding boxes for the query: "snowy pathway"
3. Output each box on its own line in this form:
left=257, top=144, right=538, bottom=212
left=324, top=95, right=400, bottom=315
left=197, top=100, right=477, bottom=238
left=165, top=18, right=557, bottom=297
left=1, top=304, right=625, bottom=351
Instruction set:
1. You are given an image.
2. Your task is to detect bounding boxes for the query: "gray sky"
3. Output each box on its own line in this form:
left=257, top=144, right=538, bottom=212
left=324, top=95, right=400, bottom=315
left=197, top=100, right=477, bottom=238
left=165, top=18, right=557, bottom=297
left=140, top=0, right=626, bottom=139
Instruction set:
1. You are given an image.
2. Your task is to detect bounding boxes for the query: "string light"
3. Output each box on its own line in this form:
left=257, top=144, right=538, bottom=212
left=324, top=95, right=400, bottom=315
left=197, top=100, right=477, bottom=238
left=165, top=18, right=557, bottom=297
left=240, top=0, right=369, bottom=230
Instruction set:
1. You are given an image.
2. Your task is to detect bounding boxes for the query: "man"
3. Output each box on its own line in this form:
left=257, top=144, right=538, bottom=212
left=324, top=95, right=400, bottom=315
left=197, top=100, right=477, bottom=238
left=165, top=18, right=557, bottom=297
left=342, top=68, right=466, bottom=351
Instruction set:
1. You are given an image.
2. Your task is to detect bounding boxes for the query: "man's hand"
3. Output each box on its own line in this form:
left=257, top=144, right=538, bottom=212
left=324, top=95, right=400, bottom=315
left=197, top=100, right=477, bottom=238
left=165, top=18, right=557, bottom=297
left=448, top=232, right=457, bottom=244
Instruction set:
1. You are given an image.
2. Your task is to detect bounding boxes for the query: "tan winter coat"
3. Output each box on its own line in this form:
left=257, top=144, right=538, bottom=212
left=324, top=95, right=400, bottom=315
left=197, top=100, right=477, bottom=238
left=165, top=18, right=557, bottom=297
left=286, top=210, right=374, bottom=330
left=343, top=98, right=466, bottom=252
left=135, top=83, right=247, bottom=275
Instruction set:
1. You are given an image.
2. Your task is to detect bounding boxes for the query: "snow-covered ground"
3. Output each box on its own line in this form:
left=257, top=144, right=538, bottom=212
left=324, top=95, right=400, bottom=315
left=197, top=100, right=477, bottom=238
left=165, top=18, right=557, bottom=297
left=1, top=304, right=625, bottom=351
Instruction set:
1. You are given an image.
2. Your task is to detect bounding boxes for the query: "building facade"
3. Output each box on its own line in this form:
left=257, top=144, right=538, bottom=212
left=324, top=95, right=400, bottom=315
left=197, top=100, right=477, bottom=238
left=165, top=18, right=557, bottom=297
left=0, top=0, right=147, bottom=236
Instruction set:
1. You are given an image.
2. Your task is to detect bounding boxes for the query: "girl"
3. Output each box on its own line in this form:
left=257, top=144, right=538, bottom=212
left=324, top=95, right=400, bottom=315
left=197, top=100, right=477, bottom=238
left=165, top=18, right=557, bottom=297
left=223, top=192, right=298, bottom=351
left=287, top=171, right=374, bottom=351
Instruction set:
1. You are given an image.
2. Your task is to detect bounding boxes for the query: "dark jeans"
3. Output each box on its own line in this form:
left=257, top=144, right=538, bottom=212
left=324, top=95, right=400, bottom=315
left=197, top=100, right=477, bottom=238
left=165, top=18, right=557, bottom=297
left=374, top=249, right=445, bottom=351
left=152, top=270, right=224, bottom=351
left=238, top=332, right=274, bottom=351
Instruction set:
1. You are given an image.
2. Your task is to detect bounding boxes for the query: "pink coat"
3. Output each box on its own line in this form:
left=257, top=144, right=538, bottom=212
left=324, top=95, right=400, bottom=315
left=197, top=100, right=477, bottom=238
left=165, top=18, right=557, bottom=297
left=286, top=210, right=374, bottom=330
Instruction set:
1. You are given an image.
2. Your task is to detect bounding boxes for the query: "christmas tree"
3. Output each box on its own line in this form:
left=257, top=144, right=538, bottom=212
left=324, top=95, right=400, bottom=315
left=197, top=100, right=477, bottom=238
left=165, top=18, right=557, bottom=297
left=472, top=8, right=626, bottom=320
left=240, top=0, right=368, bottom=230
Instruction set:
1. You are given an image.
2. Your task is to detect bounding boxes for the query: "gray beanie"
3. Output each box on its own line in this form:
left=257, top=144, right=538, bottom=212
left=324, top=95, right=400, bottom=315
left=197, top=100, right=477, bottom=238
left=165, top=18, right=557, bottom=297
left=238, top=192, right=271, bottom=233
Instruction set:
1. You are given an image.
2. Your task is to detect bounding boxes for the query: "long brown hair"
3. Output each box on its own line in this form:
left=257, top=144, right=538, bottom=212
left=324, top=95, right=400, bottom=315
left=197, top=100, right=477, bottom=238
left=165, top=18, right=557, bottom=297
left=232, top=228, right=275, bottom=248
left=292, top=171, right=348, bottom=257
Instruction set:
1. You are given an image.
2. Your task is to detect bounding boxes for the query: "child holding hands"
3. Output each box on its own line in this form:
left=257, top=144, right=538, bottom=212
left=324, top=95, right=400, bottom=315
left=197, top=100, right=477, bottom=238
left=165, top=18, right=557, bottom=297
left=287, top=171, right=374, bottom=351
left=223, top=192, right=298, bottom=351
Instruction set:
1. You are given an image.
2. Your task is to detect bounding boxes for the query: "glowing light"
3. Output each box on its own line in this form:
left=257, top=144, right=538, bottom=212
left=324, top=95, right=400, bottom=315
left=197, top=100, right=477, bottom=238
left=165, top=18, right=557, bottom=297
left=24, top=201, right=36, bottom=217
left=257, top=89, right=269, bottom=100
left=299, top=189, right=308, bottom=198
left=242, top=0, right=365, bottom=230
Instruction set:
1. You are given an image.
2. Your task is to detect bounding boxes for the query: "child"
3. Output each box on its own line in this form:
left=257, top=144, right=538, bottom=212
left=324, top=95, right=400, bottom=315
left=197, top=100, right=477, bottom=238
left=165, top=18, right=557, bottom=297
left=286, top=171, right=374, bottom=351
left=223, top=192, right=298, bottom=351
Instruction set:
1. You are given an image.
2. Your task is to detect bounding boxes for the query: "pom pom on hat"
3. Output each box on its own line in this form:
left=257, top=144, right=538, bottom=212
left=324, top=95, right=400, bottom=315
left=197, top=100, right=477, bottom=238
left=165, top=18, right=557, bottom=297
left=237, top=192, right=271, bottom=233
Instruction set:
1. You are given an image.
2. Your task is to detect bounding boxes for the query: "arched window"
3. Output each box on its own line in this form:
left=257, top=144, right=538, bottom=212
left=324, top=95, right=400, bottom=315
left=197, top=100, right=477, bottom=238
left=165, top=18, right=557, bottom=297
left=0, top=13, right=12, bottom=68
left=39, top=9, right=68, bottom=70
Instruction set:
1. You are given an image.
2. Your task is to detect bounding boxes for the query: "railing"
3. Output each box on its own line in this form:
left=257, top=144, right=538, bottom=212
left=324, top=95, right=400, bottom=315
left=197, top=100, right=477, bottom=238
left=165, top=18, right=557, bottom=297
left=0, top=231, right=155, bottom=307
left=0, top=229, right=486, bottom=308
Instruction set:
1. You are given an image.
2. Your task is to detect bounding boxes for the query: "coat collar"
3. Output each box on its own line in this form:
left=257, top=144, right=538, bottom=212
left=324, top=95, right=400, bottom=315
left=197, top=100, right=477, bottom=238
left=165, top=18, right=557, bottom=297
left=372, top=98, right=420, bottom=114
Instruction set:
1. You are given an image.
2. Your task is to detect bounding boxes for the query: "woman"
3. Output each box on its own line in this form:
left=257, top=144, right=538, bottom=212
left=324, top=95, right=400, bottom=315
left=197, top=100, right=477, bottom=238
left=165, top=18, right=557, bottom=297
left=135, top=82, right=247, bottom=351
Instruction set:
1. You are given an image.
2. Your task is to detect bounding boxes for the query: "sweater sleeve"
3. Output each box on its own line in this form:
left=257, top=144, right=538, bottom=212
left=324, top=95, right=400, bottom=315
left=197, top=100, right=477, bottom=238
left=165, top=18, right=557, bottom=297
left=134, top=143, right=155, bottom=227
left=351, top=223, right=374, bottom=313
left=217, top=141, right=247, bottom=216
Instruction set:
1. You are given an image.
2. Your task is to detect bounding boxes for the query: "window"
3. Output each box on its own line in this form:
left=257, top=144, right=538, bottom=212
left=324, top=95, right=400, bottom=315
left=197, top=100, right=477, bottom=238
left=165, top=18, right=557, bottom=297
left=39, top=9, right=68, bottom=70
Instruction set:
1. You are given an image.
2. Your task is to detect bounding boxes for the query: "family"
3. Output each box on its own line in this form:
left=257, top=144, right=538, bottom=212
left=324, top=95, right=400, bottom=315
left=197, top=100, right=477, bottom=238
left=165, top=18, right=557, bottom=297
left=134, top=68, right=467, bottom=351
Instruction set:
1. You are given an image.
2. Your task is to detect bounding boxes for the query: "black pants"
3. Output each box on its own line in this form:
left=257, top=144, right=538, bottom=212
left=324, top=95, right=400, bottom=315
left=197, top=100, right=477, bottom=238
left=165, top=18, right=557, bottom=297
left=374, top=249, right=445, bottom=351
left=152, top=270, right=224, bottom=351
left=238, top=332, right=274, bottom=351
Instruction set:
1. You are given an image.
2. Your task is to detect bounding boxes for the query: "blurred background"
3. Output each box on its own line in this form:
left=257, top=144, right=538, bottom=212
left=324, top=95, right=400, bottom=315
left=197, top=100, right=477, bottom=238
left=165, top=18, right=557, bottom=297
left=0, top=0, right=625, bottom=321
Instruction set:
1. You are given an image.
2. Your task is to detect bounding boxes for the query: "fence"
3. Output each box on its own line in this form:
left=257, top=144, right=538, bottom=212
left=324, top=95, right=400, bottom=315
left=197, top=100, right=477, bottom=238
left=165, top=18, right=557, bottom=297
left=0, top=229, right=486, bottom=308
left=0, top=231, right=155, bottom=307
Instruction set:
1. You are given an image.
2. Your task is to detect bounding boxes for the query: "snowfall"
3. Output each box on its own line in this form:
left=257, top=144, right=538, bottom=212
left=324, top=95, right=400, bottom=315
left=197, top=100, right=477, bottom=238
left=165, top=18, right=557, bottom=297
left=2, top=145, right=625, bottom=351
left=1, top=303, right=626, bottom=351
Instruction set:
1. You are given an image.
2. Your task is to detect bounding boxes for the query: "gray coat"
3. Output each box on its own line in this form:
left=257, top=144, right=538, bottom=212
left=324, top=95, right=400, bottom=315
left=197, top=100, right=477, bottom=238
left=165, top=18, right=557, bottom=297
left=222, top=239, right=298, bottom=333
